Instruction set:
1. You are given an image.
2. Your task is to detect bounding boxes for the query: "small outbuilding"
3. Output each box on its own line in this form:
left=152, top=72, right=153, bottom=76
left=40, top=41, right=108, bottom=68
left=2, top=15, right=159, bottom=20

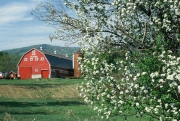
left=0, top=72, right=8, bottom=79
left=9, top=71, right=17, bottom=79
left=17, top=48, right=74, bottom=80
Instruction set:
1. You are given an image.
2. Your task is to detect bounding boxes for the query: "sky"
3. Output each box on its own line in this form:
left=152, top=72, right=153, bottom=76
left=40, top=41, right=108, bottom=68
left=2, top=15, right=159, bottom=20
left=0, top=0, right=78, bottom=51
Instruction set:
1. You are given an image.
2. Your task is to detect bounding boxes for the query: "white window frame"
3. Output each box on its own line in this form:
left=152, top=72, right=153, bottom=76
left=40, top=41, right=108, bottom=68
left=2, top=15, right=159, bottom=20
left=41, top=57, right=44, bottom=61
left=59, top=70, right=64, bottom=73
left=30, top=58, right=33, bottom=61
left=32, top=50, right=36, bottom=55
left=35, top=57, right=38, bottom=61
left=35, top=69, right=38, bottom=72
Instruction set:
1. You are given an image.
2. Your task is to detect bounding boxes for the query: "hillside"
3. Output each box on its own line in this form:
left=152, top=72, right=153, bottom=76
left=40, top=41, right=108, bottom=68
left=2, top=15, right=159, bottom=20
left=2, top=44, right=81, bottom=58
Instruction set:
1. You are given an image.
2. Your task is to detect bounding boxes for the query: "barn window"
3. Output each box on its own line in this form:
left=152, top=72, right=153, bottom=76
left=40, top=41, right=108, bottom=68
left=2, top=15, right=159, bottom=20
left=30, top=58, right=33, bottom=61
left=35, top=57, right=38, bottom=61
left=24, top=58, right=28, bottom=61
left=41, top=57, right=44, bottom=61
left=59, top=70, right=63, bottom=73
left=35, top=69, right=38, bottom=72
left=64, top=71, right=69, bottom=74
left=32, top=50, right=36, bottom=55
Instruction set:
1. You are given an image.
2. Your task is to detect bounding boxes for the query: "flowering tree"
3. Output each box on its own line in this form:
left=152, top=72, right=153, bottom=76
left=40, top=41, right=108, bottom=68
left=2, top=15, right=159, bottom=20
left=32, top=0, right=180, bottom=51
left=33, top=0, right=180, bottom=120
left=77, top=39, right=180, bottom=120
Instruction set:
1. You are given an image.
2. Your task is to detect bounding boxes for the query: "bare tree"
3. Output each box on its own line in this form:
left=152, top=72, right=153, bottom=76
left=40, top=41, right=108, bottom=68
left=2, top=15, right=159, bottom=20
left=31, top=0, right=85, bottom=46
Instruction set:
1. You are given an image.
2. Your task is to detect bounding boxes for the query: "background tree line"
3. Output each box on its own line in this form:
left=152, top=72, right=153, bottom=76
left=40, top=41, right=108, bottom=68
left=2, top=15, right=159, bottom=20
left=0, top=51, right=20, bottom=72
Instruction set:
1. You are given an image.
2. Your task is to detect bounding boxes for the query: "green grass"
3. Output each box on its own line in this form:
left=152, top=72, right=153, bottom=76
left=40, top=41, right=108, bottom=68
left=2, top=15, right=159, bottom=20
left=0, top=78, right=87, bottom=85
left=0, top=79, right=157, bottom=121
left=0, top=98, right=149, bottom=121
left=0, top=98, right=99, bottom=121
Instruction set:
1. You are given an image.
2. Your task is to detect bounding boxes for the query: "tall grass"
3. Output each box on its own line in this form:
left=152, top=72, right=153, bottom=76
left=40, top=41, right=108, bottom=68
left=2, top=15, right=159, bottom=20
left=0, top=79, right=102, bottom=121
left=0, top=79, right=156, bottom=121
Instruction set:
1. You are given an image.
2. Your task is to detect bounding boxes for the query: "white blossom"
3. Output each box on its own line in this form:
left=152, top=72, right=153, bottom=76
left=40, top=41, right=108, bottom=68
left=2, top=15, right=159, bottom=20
left=141, top=72, right=147, bottom=75
left=167, top=75, right=174, bottom=80
left=178, top=85, right=180, bottom=93
left=136, top=103, right=139, bottom=106
left=145, top=107, right=151, bottom=113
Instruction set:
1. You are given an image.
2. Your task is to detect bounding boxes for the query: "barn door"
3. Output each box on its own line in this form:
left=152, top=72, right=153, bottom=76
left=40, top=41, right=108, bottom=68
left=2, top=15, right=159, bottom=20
left=19, top=67, right=32, bottom=80
left=41, top=70, right=49, bottom=78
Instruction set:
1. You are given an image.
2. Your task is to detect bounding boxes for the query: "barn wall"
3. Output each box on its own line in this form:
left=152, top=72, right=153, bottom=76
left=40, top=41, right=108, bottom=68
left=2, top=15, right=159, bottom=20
left=18, top=49, right=50, bottom=80
left=51, top=66, right=73, bottom=78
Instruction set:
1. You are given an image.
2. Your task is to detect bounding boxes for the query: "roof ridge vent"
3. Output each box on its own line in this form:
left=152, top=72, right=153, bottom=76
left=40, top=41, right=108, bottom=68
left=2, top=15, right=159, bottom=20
left=54, top=50, right=57, bottom=54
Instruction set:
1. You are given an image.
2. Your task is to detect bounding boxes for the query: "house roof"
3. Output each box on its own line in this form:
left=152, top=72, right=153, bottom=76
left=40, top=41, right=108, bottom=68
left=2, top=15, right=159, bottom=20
left=9, top=71, right=17, bottom=74
left=39, top=50, right=73, bottom=69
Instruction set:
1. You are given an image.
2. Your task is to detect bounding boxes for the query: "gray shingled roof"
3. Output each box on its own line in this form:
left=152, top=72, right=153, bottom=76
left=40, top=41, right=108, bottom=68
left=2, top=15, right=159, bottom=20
left=40, top=50, right=73, bottom=69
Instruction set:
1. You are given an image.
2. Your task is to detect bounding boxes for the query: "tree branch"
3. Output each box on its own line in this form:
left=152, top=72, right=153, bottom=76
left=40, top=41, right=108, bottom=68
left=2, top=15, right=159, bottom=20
left=114, top=26, right=140, bottom=45
left=142, top=22, right=147, bottom=46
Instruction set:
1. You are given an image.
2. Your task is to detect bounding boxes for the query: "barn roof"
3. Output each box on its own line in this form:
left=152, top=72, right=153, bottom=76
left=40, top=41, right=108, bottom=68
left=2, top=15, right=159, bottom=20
left=18, top=48, right=73, bottom=69
left=39, top=50, right=73, bottom=69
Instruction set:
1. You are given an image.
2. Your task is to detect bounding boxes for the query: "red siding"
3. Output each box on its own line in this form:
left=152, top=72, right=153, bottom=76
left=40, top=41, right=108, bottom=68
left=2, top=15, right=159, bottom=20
left=18, top=49, right=50, bottom=80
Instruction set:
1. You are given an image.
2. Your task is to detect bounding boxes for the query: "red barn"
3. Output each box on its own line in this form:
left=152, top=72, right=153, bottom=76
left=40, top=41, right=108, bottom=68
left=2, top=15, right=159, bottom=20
left=18, top=48, right=73, bottom=80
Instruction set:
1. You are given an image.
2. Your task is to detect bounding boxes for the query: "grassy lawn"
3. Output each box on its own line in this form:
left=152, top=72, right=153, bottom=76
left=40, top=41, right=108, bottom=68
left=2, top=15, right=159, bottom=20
left=0, top=98, right=99, bottom=121
left=0, top=78, right=156, bottom=121
left=0, top=78, right=87, bottom=85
